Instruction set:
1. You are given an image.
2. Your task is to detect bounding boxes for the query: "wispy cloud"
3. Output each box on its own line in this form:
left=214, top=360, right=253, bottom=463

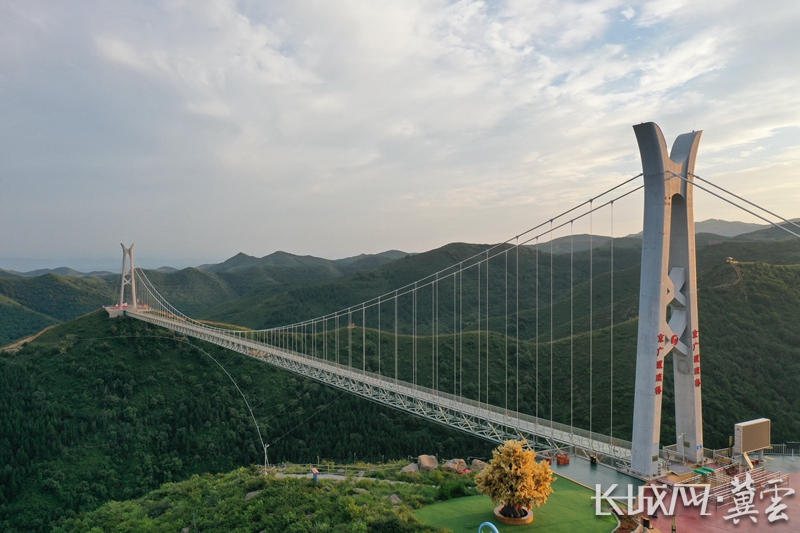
left=1, top=0, right=799, bottom=265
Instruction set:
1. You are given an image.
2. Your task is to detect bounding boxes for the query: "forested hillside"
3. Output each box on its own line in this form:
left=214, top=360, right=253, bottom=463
left=194, top=238, right=800, bottom=449
left=0, top=312, right=492, bottom=532
left=0, top=294, right=58, bottom=346
left=0, top=251, right=406, bottom=347
left=3, top=234, right=800, bottom=532
left=57, top=465, right=451, bottom=533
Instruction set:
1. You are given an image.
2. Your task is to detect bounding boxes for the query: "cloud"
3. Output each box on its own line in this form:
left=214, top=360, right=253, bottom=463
left=1, top=0, right=800, bottom=266
left=95, top=36, right=151, bottom=72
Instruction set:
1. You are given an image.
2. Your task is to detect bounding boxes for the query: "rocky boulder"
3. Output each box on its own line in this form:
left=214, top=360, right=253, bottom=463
left=442, top=458, right=467, bottom=472
left=471, top=459, right=487, bottom=472
left=400, top=462, right=419, bottom=474
left=417, top=454, right=439, bottom=472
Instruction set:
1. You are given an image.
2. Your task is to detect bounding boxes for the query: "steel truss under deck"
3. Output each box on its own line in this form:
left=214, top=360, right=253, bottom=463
left=127, top=310, right=644, bottom=478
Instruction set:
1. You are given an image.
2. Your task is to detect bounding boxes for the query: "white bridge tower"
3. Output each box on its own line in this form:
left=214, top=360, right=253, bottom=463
left=631, top=123, right=704, bottom=476
left=118, top=243, right=137, bottom=310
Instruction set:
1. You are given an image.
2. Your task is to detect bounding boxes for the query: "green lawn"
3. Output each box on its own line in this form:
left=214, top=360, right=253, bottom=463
left=414, top=476, right=618, bottom=533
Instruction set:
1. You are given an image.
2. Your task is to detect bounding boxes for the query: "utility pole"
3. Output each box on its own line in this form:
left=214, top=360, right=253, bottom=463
left=263, top=444, right=270, bottom=474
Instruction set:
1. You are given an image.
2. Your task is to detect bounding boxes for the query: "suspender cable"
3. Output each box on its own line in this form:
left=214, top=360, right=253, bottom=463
left=362, top=305, right=366, bottom=374
left=589, top=201, right=594, bottom=443
left=348, top=310, right=353, bottom=368
left=610, top=201, right=615, bottom=443
left=394, top=290, right=398, bottom=383
left=478, top=262, right=481, bottom=404
left=413, top=282, right=417, bottom=385
left=378, top=296, right=381, bottom=379
left=453, top=272, right=457, bottom=395
left=436, top=277, right=439, bottom=391
left=550, top=221, right=554, bottom=432
left=515, top=238, right=520, bottom=418
left=505, top=249, right=508, bottom=413
left=535, top=236, right=539, bottom=424
left=432, top=278, right=436, bottom=390
left=459, top=267, right=463, bottom=398
left=570, top=220, right=574, bottom=439
left=486, top=250, right=489, bottom=407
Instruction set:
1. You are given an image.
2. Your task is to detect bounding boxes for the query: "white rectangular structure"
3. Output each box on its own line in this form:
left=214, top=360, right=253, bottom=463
left=733, top=418, right=771, bottom=455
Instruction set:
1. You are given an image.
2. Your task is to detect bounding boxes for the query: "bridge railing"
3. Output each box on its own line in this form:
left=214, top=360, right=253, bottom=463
left=133, top=309, right=635, bottom=459
left=249, top=332, right=634, bottom=453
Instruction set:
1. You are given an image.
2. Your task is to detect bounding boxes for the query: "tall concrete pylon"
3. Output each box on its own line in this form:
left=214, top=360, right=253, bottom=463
left=118, top=243, right=137, bottom=310
left=631, top=123, right=704, bottom=477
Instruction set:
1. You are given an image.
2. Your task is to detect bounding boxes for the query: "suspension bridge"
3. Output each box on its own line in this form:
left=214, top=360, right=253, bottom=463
left=107, top=123, right=800, bottom=480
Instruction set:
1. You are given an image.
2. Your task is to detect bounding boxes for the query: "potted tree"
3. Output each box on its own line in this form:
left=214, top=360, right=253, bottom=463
left=475, top=439, right=555, bottom=525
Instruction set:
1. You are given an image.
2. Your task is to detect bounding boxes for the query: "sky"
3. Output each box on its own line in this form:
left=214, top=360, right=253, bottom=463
left=1, top=0, right=799, bottom=271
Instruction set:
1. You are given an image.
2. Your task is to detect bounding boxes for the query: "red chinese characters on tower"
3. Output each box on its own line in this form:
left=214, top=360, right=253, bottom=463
left=656, top=360, right=664, bottom=369
left=655, top=385, right=663, bottom=395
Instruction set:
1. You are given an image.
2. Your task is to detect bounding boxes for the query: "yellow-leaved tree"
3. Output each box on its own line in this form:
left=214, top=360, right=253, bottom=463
left=475, top=439, right=555, bottom=519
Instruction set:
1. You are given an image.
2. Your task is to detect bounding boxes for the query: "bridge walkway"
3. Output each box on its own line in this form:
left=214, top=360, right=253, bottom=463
left=127, top=309, right=643, bottom=478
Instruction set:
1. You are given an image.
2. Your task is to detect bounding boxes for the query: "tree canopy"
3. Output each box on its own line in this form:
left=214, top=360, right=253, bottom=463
left=475, top=439, right=555, bottom=516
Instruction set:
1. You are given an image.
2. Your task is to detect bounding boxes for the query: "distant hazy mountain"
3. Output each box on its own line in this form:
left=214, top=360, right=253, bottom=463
left=531, top=219, right=793, bottom=255
left=334, top=249, right=409, bottom=265
left=694, top=219, right=767, bottom=237
left=0, top=269, right=24, bottom=279
left=199, top=249, right=410, bottom=274
left=0, top=267, right=115, bottom=278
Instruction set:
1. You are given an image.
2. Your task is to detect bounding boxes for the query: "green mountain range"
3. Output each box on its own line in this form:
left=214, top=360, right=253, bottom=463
left=0, top=250, right=411, bottom=346
left=2, top=223, right=800, bottom=532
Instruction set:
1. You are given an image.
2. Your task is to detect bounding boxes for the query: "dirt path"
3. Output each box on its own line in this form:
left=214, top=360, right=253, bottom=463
left=728, top=261, right=743, bottom=285
left=1, top=325, right=58, bottom=353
